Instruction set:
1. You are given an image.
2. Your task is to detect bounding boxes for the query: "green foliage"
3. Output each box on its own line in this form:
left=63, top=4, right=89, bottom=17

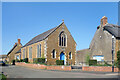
left=0, top=73, right=7, bottom=80
left=23, top=58, right=28, bottom=63
left=104, top=61, right=111, bottom=66
left=20, top=59, right=23, bottom=62
left=117, top=50, right=120, bottom=69
left=33, top=58, right=46, bottom=64
left=89, top=60, right=97, bottom=66
left=38, top=58, right=45, bottom=64
left=114, top=60, right=118, bottom=67
left=33, top=58, right=38, bottom=64
left=12, top=60, right=15, bottom=65
left=85, top=54, right=90, bottom=65
left=56, top=60, right=64, bottom=65
left=15, top=59, right=20, bottom=62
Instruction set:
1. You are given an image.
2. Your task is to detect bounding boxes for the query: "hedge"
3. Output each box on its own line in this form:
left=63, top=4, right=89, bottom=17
left=89, top=60, right=97, bottom=66
left=117, top=50, right=120, bottom=70
left=20, top=59, right=23, bottom=62
left=12, top=60, right=15, bottom=65
left=23, top=58, right=28, bottom=63
left=33, top=58, right=45, bottom=64
left=56, top=60, right=64, bottom=65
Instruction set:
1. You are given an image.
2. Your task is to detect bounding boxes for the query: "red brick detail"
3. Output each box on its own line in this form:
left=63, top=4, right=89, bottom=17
left=82, top=66, right=119, bottom=72
left=16, top=62, right=71, bottom=71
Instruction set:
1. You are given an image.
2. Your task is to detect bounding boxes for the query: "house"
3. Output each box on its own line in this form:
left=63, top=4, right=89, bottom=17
left=7, top=39, right=22, bottom=63
left=76, top=16, right=120, bottom=65
left=21, top=20, right=76, bottom=65
left=0, top=55, right=7, bottom=62
left=15, top=49, right=21, bottom=60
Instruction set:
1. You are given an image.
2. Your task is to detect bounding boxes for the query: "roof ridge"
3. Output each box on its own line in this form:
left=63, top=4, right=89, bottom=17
left=22, top=22, right=64, bottom=48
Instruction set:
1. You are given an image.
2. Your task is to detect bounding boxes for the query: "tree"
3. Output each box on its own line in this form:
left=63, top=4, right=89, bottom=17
left=117, top=50, right=120, bottom=70
left=86, top=54, right=90, bottom=65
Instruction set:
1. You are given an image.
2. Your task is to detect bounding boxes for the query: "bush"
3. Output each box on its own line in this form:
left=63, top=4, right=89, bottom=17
left=33, top=58, right=45, bottom=64
left=85, top=54, right=90, bottom=65
left=20, top=59, right=23, bottom=62
left=38, top=58, right=45, bottom=64
left=12, top=60, right=15, bottom=65
left=56, top=60, right=64, bottom=65
left=33, top=58, right=38, bottom=64
left=15, top=59, right=20, bottom=62
left=117, top=50, right=120, bottom=70
left=23, top=58, right=28, bottom=63
left=89, top=60, right=97, bottom=66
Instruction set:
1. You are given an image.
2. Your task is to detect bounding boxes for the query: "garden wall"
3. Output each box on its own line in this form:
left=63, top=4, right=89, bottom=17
left=16, top=62, right=71, bottom=71
left=82, top=66, right=119, bottom=72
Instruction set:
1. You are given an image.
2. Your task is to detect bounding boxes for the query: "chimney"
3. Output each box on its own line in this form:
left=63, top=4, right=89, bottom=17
left=101, top=16, right=108, bottom=26
left=18, top=39, right=21, bottom=44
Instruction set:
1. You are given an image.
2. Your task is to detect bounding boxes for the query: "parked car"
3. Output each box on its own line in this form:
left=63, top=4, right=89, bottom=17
left=0, top=61, right=6, bottom=66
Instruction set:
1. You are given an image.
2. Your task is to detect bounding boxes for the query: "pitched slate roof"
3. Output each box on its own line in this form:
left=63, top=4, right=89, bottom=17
left=104, top=24, right=120, bottom=38
left=0, top=55, right=7, bottom=58
left=16, top=49, right=21, bottom=54
left=7, top=43, right=17, bottom=56
left=22, top=22, right=64, bottom=48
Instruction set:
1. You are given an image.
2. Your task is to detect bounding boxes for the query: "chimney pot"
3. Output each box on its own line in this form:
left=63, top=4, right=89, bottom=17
left=101, top=16, right=108, bottom=26
left=18, top=39, right=21, bottom=44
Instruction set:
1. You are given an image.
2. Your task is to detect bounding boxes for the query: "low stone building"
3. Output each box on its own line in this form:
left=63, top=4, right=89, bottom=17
left=7, top=39, right=22, bottom=63
left=21, top=21, right=76, bottom=65
left=0, top=55, right=7, bottom=62
left=76, top=16, right=120, bottom=65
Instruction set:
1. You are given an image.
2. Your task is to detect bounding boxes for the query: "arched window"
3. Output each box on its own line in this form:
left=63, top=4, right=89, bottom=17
left=37, top=44, right=41, bottom=58
left=69, top=52, right=72, bottom=59
left=59, top=31, right=66, bottom=47
left=52, top=49, right=56, bottom=58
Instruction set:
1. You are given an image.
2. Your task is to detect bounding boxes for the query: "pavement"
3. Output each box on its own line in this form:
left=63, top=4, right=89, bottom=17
left=1, top=65, right=119, bottom=78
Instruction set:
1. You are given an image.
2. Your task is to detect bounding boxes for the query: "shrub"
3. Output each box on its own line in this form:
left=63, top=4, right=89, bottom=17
left=85, top=54, right=90, bottom=65
left=89, top=60, right=97, bottom=66
left=56, top=60, right=64, bottom=65
left=15, top=59, right=20, bottom=62
left=20, top=59, right=23, bottom=62
left=33, top=58, right=38, bottom=64
left=117, top=50, right=120, bottom=70
left=12, top=60, right=15, bottom=65
left=37, top=58, right=45, bottom=64
left=33, top=58, right=45, bottom=64
left=23, top=58, right=28, bottom=63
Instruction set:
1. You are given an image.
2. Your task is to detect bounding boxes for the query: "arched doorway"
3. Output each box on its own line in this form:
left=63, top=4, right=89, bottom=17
left=60, top=52, right=65, bottom=65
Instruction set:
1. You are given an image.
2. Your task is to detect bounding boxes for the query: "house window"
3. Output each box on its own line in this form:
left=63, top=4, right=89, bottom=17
left=69, top=52, right=72, bottom=59
left=23, top=49, right=25, bottom=59
left=29, top=47, right=32, bottom=59
left=16, top=55, right=20, bottom=60
left=93, top=55, right=104, bottom=62
left=37, top=44, right=41, bottom=58
left=52, top=49, right=56, bottom=58
left=59, top=31, right=67, bottom=47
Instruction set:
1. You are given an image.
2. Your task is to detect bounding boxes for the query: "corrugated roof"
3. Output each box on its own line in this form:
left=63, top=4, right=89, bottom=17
left=104, top=24, right=120, bottom=38
left=22, top=22, right=64, bottom=48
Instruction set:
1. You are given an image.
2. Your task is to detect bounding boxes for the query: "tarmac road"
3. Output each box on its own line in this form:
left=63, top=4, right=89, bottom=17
left=1, top=65, right=119, bottom=78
